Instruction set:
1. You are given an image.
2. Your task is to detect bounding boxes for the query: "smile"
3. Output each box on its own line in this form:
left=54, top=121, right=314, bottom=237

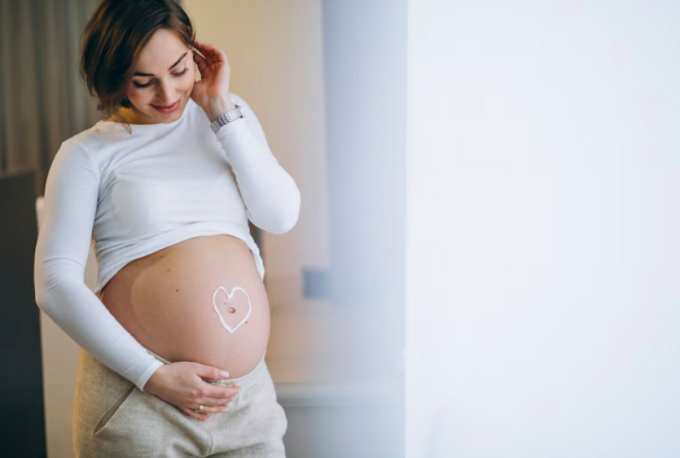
left=151, top=99, right=181, bottom=113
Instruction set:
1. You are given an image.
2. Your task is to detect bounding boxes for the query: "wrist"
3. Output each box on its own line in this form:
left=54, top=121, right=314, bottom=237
left=207, top=97, right=236, bottom=123
left=143, top=364, right=166, bottom=393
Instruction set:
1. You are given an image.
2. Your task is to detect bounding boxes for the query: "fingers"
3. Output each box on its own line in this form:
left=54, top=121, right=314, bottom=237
left=193, top=40, right=215, bottom=65
left=193, top=378, right=240, bottom=405
left=178, top=395, right=233, bottom=420
left=193, top=40, right=227, bottom=66
left=180, top=406, right=210, bottom=421
left=193, top=362, right=227, bottom=379
left=181, top=363, right=240, bottom=421
left=205, top=386, right=240, bottom=400
left=193, top=42, right=214, bottom=66
left=194, top=402, right=229, bottom=414
left=179, top=389, right=238, bottom=420
left=192, top=51, right=208, bottom=75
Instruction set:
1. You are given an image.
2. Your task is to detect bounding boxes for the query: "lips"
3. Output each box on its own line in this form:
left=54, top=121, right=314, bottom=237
left=151, top=99, right=180, bottom=113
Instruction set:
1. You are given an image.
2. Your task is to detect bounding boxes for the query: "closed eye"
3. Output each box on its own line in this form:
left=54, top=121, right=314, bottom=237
left=133, top=67, right=189, bottom=89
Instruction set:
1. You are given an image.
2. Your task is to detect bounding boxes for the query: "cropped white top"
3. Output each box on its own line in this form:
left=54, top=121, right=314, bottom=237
left=33, top=93, right=300, bottom=391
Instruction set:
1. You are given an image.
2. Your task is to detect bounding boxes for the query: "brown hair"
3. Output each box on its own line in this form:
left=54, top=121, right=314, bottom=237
left=79, top=0, right=195, bottom=131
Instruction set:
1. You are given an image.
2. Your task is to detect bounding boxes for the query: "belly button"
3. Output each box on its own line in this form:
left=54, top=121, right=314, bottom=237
left=212, top=286, right=252, bottom=333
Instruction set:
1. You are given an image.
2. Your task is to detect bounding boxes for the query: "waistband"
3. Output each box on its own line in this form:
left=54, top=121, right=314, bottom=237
left=146, top=349, right=267, bottom=388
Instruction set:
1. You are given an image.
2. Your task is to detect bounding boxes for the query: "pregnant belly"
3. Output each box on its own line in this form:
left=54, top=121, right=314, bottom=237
left=99, top=234, right=270, bottom=378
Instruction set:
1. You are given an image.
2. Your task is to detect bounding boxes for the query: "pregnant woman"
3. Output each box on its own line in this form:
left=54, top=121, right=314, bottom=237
left=33, top=0, right=300, bottom=456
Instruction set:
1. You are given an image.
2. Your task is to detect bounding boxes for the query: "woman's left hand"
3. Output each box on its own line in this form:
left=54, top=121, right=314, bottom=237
left=190, top=40, right=236, bottom=122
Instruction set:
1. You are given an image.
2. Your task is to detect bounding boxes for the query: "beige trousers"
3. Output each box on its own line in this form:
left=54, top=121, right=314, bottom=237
left=72, top=348, right=288, bottom=457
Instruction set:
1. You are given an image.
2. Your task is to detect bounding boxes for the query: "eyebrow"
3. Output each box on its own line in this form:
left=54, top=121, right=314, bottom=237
left=133, top=51, right=188, bottom=77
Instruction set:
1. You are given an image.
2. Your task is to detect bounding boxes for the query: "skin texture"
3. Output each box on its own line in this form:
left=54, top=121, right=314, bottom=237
left=107, top=28, right=245, bottom=421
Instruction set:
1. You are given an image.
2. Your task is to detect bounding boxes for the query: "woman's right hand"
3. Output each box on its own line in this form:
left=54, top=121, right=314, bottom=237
left=143, top=362, right=240, bottom=420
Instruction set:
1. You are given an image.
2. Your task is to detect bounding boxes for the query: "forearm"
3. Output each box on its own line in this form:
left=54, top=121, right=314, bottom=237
left=213, top=96, right=301, bottom=234
left=35, top=244, right=164, bottom=391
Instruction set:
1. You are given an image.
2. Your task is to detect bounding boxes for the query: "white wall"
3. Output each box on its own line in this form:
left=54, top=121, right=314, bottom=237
left=407, top=1, right=680, bottom=456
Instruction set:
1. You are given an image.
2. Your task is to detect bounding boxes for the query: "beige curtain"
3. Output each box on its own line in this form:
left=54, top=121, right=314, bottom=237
left=0, top=0, right=106, bottom=196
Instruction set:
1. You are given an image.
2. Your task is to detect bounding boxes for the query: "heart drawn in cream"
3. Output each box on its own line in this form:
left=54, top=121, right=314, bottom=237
left=212, top=286, right=252, bottom=334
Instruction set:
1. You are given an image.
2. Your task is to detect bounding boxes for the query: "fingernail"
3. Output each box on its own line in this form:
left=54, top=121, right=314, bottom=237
left=220, top=370, right=230, bottom=377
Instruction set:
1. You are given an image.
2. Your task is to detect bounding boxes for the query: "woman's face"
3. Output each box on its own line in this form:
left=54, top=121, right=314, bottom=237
left=124, top=28, right=196, bottom=125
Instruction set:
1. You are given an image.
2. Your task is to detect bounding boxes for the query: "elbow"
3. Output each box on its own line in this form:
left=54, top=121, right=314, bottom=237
left=34, top=268, right=47, bottom=312
left=276, top=188, right=301, bottom=234
left=271, top=210, right=300, bottom=235
left=34, top=268, right=68, bottom=318
left=276, top=183, right=301, bottom=234
left=34, top=256, right=89, bottom=319
left=251, top=185, right=301, bottom=235
left=34, top=285, right=51, bottom=316
left=34, top=255, right=54, bottom=314
left=34, top=276, right=55, bottom=316
left=252, top=208, right=299, bottom=235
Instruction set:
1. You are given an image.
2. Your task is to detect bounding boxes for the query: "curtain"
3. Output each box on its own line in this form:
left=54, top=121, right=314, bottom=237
left=0, top=0, right=105, bottom=197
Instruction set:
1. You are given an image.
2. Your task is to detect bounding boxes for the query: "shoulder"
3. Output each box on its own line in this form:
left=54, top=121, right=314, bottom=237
left=49, top=137, right=99, bottom=182
left=66, top=123, right=103, bottom=148
left=58, top=127, right=102, bottom=161
left=55, top=137, right=90, bottom=162
left=57, top=124, right=126, bottom=174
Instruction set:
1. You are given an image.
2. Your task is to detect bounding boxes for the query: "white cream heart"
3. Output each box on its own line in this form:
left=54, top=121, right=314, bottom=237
left=212, top=286, right=252, bottom=334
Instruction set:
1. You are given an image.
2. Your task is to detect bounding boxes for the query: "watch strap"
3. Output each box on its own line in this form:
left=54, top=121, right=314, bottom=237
left=210, top=104, right=244, bottom=133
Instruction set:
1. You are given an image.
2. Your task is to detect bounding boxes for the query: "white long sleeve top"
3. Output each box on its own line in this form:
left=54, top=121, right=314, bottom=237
left=34, top=93, right=300, bottom=391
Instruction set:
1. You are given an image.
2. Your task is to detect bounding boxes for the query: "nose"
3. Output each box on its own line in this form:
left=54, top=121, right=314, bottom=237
left=155, top=80, right=178, bottom=106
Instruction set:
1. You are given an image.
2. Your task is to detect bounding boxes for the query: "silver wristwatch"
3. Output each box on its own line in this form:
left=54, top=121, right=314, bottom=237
left=210, top=104, right=244, bottom=133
